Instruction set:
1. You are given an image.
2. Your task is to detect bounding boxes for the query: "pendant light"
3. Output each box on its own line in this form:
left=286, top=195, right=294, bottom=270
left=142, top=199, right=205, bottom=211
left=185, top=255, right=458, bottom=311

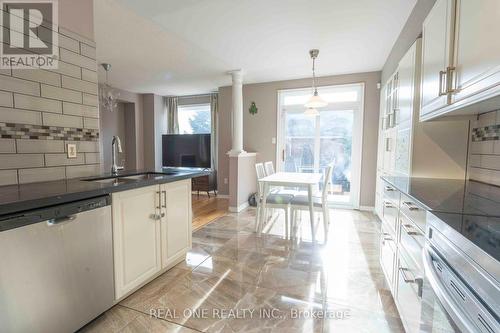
left=99, top=63, right=119, bottom=112
left=305, top=49, right=327, bottom=109
left=304, top=107, right=319, bottom=116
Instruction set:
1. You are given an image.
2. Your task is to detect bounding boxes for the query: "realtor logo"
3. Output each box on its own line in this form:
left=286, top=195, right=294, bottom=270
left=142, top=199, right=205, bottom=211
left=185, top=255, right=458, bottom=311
left=0, top=0, right=58, bottom=69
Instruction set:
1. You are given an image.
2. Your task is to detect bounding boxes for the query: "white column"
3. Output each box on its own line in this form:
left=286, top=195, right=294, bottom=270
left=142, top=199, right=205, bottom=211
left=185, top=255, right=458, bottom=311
left=228, top=69, right=245, bottom=156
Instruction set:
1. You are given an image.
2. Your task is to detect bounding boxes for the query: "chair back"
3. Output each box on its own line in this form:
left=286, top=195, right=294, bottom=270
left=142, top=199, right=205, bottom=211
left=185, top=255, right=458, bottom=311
left=255, top=163, right=266, bottom=197
left=322, top=165, right=333, bottom=203
left=264, top=161, right=275, bottom=176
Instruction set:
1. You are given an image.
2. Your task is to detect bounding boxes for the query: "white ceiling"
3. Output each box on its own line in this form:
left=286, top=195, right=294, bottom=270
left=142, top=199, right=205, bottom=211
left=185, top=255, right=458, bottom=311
left=94, top=0, right=416, bottom=96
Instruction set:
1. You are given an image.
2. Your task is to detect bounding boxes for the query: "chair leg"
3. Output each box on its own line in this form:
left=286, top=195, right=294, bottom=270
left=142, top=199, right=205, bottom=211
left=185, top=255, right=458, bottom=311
left=255, top=203, right=262, bottom=233
left=322, top=205, right=329, bottom=235
left=284, top=207, right=289, bottom=239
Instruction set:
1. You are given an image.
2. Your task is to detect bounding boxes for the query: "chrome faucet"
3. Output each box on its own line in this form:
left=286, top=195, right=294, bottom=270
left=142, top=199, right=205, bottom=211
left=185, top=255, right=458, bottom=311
left=111, top=135, right=124, bottom=175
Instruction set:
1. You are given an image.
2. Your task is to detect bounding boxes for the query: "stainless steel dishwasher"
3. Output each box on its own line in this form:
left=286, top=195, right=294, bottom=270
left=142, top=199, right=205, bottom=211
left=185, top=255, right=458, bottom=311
left=0, top=196, right=115, bottom=333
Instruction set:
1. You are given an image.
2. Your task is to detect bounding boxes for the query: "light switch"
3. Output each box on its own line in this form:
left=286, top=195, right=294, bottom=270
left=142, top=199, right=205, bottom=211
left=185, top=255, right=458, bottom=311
left=272, top=137, right=276, bottom=144
left=224, top=178, right=228, bottom=184
left=67, top=144, right=77, bottom=158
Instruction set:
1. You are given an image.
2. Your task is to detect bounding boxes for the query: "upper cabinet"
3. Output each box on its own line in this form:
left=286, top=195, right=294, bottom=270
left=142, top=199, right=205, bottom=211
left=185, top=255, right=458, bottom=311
left=421, top=0, right=500, bottom=120
left=420, top=0, right=455, bottom=117
left=452, top=0, right=500, bottom=106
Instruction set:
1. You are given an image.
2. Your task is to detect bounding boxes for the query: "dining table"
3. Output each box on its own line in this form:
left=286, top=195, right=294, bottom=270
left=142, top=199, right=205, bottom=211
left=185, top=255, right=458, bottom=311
left=257, top=171, right=323, bottom=241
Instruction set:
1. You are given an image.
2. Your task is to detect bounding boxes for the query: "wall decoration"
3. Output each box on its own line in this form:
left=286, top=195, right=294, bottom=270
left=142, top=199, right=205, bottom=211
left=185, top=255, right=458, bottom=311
left=249, top=101, right=258, bottom=115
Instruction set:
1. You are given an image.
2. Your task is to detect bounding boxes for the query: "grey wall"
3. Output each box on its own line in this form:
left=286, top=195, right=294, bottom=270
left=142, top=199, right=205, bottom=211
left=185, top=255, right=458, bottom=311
left=142, top=94, right=167, bottom=170
left=381, top=0, right=436, bottom=83
left=0, top=8, right=99, bottom=185
left=60, top=0, right=94, bottom=41
left=218, top=71, right=381, bottom=207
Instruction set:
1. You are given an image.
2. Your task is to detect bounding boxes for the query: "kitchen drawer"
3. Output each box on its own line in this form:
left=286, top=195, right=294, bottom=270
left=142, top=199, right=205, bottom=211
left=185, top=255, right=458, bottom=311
left=380, top=224, right=397, bottom=291
left=383, top=181, right=400, bottom=205
left=399, top=214, right=425, bottom=269
left=382, top=198, right=398, bottom=235
left=396, top=248, right=424, bottom=333
left=400, top=193, right=426, bottom=232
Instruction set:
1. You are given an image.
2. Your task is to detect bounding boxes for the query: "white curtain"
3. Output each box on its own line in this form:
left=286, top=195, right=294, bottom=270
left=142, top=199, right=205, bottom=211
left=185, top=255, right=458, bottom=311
left=166, top=96, right=178, bottom=134
left=210, top=93, right=218, bottom=171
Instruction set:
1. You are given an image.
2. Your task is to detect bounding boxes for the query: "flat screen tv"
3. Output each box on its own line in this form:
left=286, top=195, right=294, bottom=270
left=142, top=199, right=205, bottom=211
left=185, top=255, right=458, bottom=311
left=162, top=134, right=211, bottom=168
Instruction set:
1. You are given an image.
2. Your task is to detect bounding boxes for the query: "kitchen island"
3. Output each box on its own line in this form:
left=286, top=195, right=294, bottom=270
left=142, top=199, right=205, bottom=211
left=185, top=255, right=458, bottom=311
left=0, top=168, right=207, bottom=333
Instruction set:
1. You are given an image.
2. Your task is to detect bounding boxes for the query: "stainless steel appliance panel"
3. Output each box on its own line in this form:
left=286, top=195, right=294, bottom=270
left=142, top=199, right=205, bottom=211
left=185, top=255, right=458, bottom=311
left=0, top=198, right=114, bottom=333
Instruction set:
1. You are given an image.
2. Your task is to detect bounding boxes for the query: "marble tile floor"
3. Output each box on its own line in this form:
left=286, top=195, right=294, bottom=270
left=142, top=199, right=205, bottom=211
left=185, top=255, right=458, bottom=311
left=80, top=208, right=404, bottom=333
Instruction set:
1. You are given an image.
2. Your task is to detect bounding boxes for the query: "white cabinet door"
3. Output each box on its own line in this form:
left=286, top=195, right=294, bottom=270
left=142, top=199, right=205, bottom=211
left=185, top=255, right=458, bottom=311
left=394, top=40, right=420, bottom=176
left=452, top=0, right=500, bottom=105
left=420, top=0, right=455, bottom=117
left=112, top=185, right=162, bottom=299
left=160, top=179, right=192, bottom=268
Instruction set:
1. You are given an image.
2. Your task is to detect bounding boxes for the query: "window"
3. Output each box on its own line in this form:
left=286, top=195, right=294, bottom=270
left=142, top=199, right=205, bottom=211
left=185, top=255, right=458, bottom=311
left=178, top=103, right=211, bottom=134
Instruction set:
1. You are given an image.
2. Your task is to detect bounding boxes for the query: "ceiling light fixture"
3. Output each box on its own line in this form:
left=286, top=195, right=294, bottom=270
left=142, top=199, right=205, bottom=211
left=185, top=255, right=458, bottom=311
left=100, top=63, right=119, bottom=112
left=304, top=107, right=319, bottom=116
left=305, top=49, right=327, bottom=110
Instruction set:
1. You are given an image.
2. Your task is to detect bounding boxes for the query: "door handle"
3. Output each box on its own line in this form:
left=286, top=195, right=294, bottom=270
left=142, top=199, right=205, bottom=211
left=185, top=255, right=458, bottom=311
left=438, top=70, right=447, bottom=96
left=161, top=190, right=167, bottom=208
left=384, top=186, right=395, bottom=192
left=446, top=66, right=457, bottom=94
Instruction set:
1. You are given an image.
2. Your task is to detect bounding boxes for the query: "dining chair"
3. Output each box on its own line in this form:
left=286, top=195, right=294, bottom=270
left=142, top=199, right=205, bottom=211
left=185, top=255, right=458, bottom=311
left=255, top=163, right=293, bottom=238
left=290, top=165, right=332, bottom=239
left=264, top=161, right=275, bottom=176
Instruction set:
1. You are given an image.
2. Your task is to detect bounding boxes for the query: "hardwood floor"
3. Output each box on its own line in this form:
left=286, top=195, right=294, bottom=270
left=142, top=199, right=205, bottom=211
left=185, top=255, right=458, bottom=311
left=192, top=194, right=228, bottom=231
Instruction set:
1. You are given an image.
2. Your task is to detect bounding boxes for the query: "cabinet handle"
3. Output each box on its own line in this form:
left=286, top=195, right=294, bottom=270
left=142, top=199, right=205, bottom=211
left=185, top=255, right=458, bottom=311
left=156, top=191, right=161, bottom=209
left=438, top=70, right=447, bottom=96
left=384, top=186, right=395, bottom=192
left=401, top=222, right=420, bottom=236
left=446, top=66, right=457, bottom=94
left=402, top=201, right=419, bottom=211
left=383, top=201, right=394, bottom=208
left=399, top=267, right=424, bottom=297
left=150, top=213, right=161, bottom=220
left=161, top=190, right=167, bottom=208
left=385, top=137, right=391, bottom=152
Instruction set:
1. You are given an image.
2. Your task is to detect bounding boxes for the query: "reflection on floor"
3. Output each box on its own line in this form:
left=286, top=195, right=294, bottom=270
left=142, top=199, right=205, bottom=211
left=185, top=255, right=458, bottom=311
left=192, top=195, right=229, bottom=231
left=81, top=208, right=404, bottom=333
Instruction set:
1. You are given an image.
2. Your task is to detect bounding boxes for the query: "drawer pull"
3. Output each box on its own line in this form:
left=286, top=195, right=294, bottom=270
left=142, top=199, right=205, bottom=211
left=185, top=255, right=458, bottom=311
left=384, top=186, right=395, bottom=192
left=401, top=222, right=420, bottom=236
left=402, top=201, right=419, bottom=211
left=384, top=201, right=394, bottom=209
left=399, top=267, right=424, bottom=297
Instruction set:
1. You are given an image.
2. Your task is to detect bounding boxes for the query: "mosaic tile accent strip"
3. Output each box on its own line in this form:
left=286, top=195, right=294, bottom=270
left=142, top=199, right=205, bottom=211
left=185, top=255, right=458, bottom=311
left=0, top=122, right=99, bottom=141
left=472, top=125, right=500, bottom=142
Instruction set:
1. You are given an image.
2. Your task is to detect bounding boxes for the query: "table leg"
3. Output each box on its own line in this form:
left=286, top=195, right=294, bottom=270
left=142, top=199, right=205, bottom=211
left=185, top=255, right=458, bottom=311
left=308, top=184, right=315, bottom=243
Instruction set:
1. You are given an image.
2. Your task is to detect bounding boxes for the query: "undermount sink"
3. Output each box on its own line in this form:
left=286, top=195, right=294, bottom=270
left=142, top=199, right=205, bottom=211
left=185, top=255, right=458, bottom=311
left=119, top=172, right=169, bottom=181
left=83, top=177, right=128, bottom=185
left=82, top=171, right=179, bottom=183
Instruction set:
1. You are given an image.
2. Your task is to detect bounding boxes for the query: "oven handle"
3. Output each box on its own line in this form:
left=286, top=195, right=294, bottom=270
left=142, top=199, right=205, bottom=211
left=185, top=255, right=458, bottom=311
left=423, top=244, right=478, bottom=333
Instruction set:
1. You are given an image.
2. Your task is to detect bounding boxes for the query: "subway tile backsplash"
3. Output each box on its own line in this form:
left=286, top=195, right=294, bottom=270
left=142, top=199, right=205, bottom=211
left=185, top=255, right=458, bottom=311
left=468, top=110, right=500, bottom=186
left=0, top=27, right=100, bottom=185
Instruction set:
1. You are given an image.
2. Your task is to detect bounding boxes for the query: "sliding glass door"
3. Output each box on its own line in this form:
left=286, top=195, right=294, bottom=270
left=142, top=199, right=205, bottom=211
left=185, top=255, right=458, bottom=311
left=277, top=84, right=364, bottom=208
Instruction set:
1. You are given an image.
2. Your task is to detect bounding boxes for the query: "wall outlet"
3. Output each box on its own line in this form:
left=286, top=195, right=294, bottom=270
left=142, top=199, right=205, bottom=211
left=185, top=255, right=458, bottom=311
left=224, top=178, right=228, bottom=184
left=67, top=144, right=77, bottom=158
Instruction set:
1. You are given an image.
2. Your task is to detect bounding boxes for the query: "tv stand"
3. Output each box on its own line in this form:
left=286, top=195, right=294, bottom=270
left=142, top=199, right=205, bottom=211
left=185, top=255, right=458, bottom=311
left=192, top=170, right=217, bottom=197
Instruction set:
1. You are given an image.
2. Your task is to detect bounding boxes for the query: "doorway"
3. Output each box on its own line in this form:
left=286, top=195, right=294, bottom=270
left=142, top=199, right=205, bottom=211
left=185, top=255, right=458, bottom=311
left=277, top=83, right=364, bottom=208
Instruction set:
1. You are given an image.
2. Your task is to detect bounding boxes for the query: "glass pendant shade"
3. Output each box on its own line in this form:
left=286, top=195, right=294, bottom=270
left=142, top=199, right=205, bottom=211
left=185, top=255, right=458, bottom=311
left=304, top=107, right=319, bottom=116
left=305, top=91, right=328, bottom=108
left=99, top=63, right=119, bottom=112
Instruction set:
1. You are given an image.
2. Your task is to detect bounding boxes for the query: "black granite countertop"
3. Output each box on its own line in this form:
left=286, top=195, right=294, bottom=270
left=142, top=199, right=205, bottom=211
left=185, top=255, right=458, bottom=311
left=381, top=176, right=500, bottom=218
left=0, top=168, right=209, bottom=217
left=381, top=176, right=500, bottom=261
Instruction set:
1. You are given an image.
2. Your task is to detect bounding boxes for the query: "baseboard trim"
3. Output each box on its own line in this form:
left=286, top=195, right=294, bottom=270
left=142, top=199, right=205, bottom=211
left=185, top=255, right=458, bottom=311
left=228, top=202, right=249, bottom=213
left=359, top=206, right=375, bottom=212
